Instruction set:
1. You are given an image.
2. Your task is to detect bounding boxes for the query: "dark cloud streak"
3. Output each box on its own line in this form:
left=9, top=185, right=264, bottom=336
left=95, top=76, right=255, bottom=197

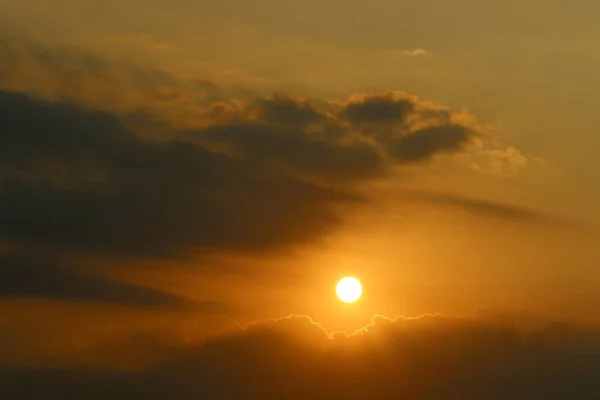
left=0, top=250, right=225, bottom=311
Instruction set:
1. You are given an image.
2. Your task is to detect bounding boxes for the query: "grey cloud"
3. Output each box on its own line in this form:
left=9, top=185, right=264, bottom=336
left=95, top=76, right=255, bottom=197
left=0, top=35, right=517, bottom=183
left=406, top=190, right=548, bottom=221
left=254, top=95, right=325, bottom=128
left=0, top=90, right=357, bottom=256
left=341, top=94, right=414, bottom=127
left=0, top=250, right=225, bottom=311
left=0, top=35, right=542, bottom=261
left=197, top=123, right=384, bottom=181
left=399, top=189, right=590, bottom=229
left=389, top=124, right=476, bottom=163
left=192, top=94, right=484, bottom=181
left=185, top=93, right=388, bottom=183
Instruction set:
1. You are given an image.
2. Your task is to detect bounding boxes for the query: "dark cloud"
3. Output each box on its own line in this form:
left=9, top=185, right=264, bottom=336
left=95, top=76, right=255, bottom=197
left=183, top=93, right=389, bottom=183
left=0, top=90, right=136, bottom=170
left=0, top=250, right=225, bottom=311
left=0, top=35, right=522, bottom=182
left=2, top=313, right=599, bottom=399
left=389, top=124, right=476, bottom=163
left=402, top=190, right=553, bottom=221
left=197, top=123, right=384, bottom=181
left=188, top=93, right=489, bottom=181
left=341, top=93, right=414, bottom=127
left=0, top=90, right=357, bottom=256
left=423, top=192, right=541, bottom=220
left=0, top=87, right=564, bottom=261
left=254, top=95, right=325, bottom=128
left=393, top=189, right=592, bottom=230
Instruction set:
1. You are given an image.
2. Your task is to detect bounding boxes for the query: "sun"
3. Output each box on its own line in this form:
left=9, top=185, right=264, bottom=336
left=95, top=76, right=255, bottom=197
left=336, top=277, right=362, bottom=303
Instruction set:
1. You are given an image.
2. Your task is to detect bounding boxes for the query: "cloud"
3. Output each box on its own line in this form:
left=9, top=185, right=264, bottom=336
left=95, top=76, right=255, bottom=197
left=0, top=90, right=358, bottom=256
left=401, top=48, right=430, bottom=56
left=389, top=124, right=475, bottom=162
left=197, top=123, right=384, bottom=182
left=421, top=192, right=543, bottom=220
left=0, top=34, right=177, bottom=94
left=1, top=312, right=599, bottom=399
left=0, top=34, right=222, bottom=119
left=0, top=35, right=526, bottom=180
left=185, top=92, right=511, bottom=183
left=0, top=79, right=566, bottom=264
left=399, top=190, right=555, bottom=222
left=470, top=146, right=532, bottom=176
left=253, top=95, right=327, bottom=128
left=340, top=93, right=414, bottom=127
left=378, top=49, right=431, bottom=58
left=0, top=249, right=226, bottom=311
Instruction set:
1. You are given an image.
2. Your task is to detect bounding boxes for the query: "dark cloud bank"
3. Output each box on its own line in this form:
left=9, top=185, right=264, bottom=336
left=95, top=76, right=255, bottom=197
left=2, top=81, right=501, bottom=257
left=2, top=313, right=600, bottom=399
left=0, top=89, right=356, bottom=256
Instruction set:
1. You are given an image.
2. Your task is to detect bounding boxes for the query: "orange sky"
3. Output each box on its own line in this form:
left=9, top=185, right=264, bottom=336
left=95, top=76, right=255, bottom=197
left=0, top=3, right=599, bottom=397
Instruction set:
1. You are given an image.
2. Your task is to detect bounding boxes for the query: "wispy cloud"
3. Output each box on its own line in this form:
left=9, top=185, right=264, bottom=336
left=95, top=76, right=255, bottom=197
left=400, top=48, right=430, bottom=56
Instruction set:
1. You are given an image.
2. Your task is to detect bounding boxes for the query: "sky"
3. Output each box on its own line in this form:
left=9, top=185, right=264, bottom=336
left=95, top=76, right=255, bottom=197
left=1, top=1, right=600, bottom=398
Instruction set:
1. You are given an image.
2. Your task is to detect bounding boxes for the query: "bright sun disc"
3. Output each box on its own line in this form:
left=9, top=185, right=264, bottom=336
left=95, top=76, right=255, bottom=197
left=336, top=277, right=362, bottom=303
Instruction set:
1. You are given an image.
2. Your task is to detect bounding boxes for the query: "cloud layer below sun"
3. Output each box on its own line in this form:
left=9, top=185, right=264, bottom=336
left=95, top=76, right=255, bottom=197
left=2, top=312, right=600, bottom=399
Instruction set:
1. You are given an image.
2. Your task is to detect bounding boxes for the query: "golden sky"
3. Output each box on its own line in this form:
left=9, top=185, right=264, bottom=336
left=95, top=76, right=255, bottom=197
left=1, top=2, right=599, bottom=398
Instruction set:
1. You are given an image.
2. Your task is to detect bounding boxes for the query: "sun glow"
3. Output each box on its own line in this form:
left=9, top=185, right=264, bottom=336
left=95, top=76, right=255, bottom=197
left=336, top=277, right=362, bottom=303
